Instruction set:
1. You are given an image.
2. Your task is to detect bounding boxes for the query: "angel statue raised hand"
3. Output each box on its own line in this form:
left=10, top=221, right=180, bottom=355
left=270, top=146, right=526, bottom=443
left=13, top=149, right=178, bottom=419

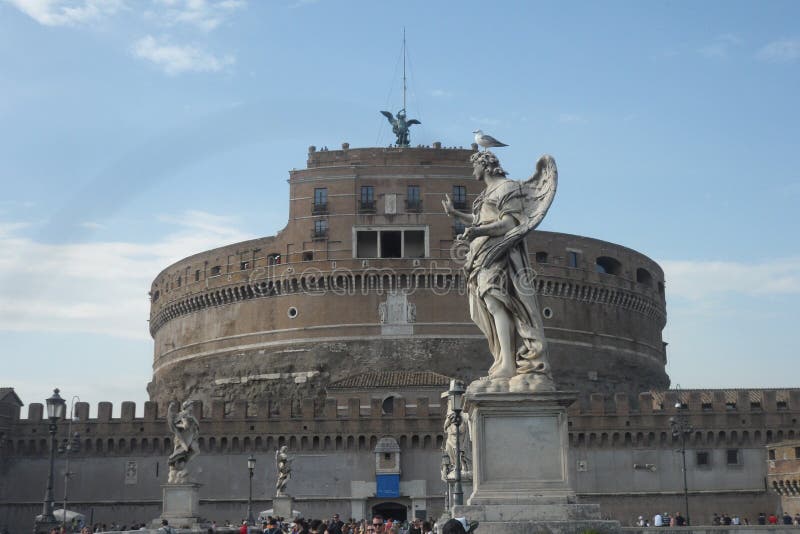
left=166, top=400, right=200, bottom=484
left=442, top=150, right=558, bottom=393
left=275, top=445, right=292, bottom=497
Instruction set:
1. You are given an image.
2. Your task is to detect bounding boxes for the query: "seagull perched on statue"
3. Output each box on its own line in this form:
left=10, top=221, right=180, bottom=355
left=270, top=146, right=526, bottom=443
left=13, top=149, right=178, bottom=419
left=473, top=129, right=508, bottom=150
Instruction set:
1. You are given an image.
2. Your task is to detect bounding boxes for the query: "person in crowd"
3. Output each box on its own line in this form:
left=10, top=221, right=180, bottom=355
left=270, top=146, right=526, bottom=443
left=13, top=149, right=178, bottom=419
left=782, top=512, right=793, bottom=525
left=653, top=513, right=663, bottom=527
left=674, top=512, right=686, bottom=526
left=768, top=513, right=778, bottom=525
left=371, top=515, right=384, bottom=534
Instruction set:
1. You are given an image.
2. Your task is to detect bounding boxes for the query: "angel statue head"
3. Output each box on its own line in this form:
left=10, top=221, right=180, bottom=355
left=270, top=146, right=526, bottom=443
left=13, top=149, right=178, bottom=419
left=470, top=150, right=507, bottom=180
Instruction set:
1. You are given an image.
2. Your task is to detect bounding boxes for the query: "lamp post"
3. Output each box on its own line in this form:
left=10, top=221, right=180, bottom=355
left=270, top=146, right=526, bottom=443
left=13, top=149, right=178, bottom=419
left=447, top=379, right=466, bottom=507
left=59, top=396, right=81, bottom=532
left=669, top=395, right=693, bottom=526
left=36, top=388, right=66, bottom=533
left=440, top=450, right=452, bottom=513
left=246, top=454, right=256, bottom=526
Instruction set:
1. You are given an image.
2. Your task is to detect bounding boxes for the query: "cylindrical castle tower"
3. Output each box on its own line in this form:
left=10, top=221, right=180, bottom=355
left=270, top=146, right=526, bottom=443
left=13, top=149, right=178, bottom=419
left=147, top=144, right=668, bottom=408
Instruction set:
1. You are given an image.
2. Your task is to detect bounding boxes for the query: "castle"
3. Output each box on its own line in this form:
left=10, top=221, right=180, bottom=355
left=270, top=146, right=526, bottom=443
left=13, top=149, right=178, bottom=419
left=1, top=142, right=796, bottom=531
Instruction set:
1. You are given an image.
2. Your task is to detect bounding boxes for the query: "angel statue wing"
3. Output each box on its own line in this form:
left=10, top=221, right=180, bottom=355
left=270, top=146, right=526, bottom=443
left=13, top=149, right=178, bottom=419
left=406, top=119, right=421, bottom=126
left=166, top=401, right=178, bottom=435
left=380, top=110, right=395, bottom=124
left=481, top=154, right=558, bottom=268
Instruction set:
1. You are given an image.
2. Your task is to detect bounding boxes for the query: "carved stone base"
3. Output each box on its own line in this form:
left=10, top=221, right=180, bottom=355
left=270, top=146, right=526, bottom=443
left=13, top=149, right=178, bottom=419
left=158, top=483, right=201, bottom=529
left=453, top=388, right=620, bottom=534
left=273, top=495, right=294, bottom=519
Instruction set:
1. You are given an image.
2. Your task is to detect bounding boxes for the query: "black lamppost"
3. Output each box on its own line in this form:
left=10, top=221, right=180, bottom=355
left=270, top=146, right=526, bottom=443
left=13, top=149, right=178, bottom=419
left=246, top=454, right=256, bottom=525
left=669, top=396, right=693, bottom=526
left=440, top=450, right=452, bottom=513
left=35, top=388, right=66, bottom=533
left=447, top=380, right=466, bottom=507
left=59, top=396, right=81, bottom=532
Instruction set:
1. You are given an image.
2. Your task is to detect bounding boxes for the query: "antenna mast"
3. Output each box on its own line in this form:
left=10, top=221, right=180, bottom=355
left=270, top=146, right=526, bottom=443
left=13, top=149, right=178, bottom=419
left=402, top=27, right=407, bottom=111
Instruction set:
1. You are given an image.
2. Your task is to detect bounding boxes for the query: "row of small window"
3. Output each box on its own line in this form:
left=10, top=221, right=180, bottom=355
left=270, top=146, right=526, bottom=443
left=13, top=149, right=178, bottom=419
left=696, top=449, right=741, bottom=466
left=312, top=185, right=468, bottom=213
left=768, top=447, right=800, bottom=460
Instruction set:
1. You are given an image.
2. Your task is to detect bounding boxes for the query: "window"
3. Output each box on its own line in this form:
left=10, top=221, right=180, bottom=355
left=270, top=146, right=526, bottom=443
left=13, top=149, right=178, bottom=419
left=777, top=401, right=788, bottom=410
left=726, top=449, right=740, bottom=465
left=452, top=185, right=467, bottom=210
left=210, top=266, right=221, bottom=276
left=302, top=251, right=313, bottom=262
left=725, top=402, right=736, bottom=411
left=769, top=449, right=776, bottom=460
left=313, top=219, right=328, bottom=239
left=595, top=256, right=622, bottom=275
left=454, top=220, right=466, bottom=237
left=795, top=447, right=800, bottom=459
left=194, top=270, right=200, bottom=282
left=406, top=185, right=421, bottom=211
left=313, top=188, right=328, bottom=213
left=267, top=253, right=281, bottom=266
left=359, top=186, right=375, bottom=212
left=380, top=231, right=402, bottom=258
left=535, top=251, right=548, bottom=263
left=696, top=451, right=710, bottom=466
left=152, top=290, right=160, bottom=303
left=701, top=403, right=713, bottom=411
left=636, top=267, right=653, bottom=286
left=354, top=228, right=428, bottom=259
left=240, top=261, right=250, bottom=270
left=568, top=251, right=580, bottom=268
left=176, top=276, right=181, bottom=287
left=381, top=396, right=394, bottom=415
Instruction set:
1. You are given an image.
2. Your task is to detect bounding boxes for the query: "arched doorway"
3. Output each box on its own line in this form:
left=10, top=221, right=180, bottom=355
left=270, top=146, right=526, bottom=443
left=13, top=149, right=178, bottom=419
left=371, top=502, right=407, bottom=522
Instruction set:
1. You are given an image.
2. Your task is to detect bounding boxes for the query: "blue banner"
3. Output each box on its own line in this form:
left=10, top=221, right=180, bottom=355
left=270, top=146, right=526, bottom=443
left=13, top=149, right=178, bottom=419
left=376, top=474, right=400, bottom=497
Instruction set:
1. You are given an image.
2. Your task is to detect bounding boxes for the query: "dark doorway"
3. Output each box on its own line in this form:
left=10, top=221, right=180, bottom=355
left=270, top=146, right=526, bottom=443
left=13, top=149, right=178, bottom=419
left=371, top=502, right=407, bottom=522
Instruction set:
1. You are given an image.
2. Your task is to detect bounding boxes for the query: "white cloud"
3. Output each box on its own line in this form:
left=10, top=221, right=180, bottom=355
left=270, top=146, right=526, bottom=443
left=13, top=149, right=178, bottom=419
left=0, top=210, right=254, bottom=339
left=756, top=38, right=800, bottom=63
left=430, top=89, right=453, bottom=98
left=558, top=113, right=585, bottom=124
left=131, top=35, right=235, bottom=75
left=661, top=257, right=800, bottom=300
left=149, top=0, right=245, bottom=31
left=6, top=0, right=123, bottom=26
left=698, top=33, right=741, bottom=59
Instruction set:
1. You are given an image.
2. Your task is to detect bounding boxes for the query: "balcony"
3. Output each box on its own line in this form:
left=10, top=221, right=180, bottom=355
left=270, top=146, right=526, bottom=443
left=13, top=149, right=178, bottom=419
left=312, top=202, right=328, bottom=215
left=358, top=200, right=376, bottom=213
left=311, top=228, right=328, bottom=240
left=405, top=199, right=423, bottom=212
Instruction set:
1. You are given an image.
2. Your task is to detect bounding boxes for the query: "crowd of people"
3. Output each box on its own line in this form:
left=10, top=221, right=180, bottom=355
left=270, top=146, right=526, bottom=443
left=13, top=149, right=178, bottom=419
left=635, top=511, right=800, bottom=527
left=225, top=514, right=438, bottom=534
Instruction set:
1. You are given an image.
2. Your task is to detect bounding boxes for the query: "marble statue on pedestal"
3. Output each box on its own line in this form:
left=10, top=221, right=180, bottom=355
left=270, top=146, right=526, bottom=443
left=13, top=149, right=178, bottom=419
left=444, top=402, right=471, bottom=479
left=443, top=150, right=558, bottom=393
left=166, top=401, right=199, bottom=484
left=275, top=446, right=293, bottom=497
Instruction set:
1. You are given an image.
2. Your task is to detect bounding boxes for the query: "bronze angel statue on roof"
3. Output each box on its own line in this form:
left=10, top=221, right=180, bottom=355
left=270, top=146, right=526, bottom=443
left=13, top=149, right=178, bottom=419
left=380, top=108, right=420, bottom=147
left=442, top=149, right=558, bottom=394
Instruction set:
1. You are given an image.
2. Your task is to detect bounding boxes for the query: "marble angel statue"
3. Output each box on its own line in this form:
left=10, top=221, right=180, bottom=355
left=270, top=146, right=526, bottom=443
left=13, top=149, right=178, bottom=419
left=442, top=150, right=558, bottom=393
left=166, top=400, right=200, bottom=483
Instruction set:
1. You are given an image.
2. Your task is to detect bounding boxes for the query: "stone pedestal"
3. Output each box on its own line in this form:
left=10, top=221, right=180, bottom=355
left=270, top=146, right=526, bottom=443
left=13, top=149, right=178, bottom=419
left=159, top=483, right=202, bottom=528
left=451, top=389, right=620, bottom=534
left=273, top=495, right=294, bottom=519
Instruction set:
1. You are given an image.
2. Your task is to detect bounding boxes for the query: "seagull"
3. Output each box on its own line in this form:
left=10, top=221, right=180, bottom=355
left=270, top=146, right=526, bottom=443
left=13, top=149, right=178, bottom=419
left=473, top=129, right=508, bottom=150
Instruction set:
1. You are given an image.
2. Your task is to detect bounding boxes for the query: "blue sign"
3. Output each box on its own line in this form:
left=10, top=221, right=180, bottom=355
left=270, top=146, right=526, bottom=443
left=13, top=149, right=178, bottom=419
left=376, top=474, right=400, bottom=497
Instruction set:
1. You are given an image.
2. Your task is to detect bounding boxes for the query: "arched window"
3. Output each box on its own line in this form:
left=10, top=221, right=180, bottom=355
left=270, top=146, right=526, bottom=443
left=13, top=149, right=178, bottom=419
left=636, top=267, right=653, bottom=286
left=382, top=396, right=395, bottom=416
left=535, top=251, right=548, bottom=263
left=595, top=256, right=622, bottom=275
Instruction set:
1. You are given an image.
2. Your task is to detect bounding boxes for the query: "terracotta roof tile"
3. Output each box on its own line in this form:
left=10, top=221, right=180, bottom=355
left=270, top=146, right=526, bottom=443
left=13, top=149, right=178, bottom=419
left=328, top=371, right=451, bottom=390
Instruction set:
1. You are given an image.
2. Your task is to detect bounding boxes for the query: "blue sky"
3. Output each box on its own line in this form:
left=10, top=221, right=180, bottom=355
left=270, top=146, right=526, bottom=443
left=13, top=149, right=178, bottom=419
left=1, top=0, right=798, bottom=415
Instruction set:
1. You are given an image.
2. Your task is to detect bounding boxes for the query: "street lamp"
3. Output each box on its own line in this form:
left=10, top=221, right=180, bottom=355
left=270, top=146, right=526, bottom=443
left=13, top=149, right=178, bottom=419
left=447, top=379, right=466, bottom=507
left=58, top=396, right=81, bottom=532
left=440, top=450, right=452, bottom=513
left=246, top=454, right=256, bottom=526
left=37, top=388, right=66, bottom=532
left=669, top=395, right=693, bottom=526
